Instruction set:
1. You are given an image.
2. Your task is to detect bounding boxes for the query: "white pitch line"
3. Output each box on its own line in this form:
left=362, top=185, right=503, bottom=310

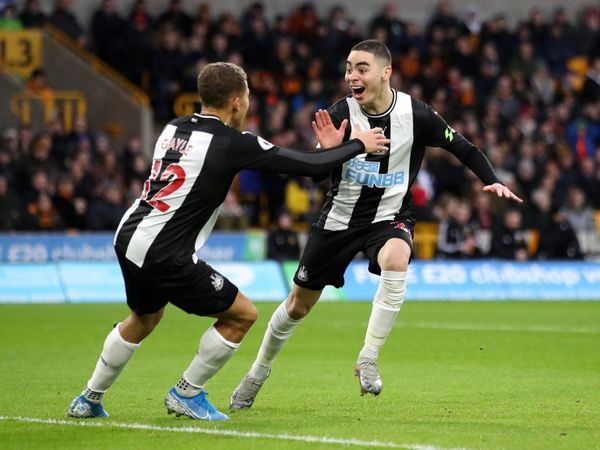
left=401, top=322, right=600, bottom=334
left=0, top=416, right=468, bottom=450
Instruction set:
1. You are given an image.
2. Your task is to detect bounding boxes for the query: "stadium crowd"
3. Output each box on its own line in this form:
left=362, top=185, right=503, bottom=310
left=1, top=0, right=599, bottom=259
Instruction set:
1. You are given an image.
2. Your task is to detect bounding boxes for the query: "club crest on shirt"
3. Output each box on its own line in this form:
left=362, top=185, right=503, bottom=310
left=211, top=273, right=224, bottom=291
left=296, top=265, right=309, bottom=282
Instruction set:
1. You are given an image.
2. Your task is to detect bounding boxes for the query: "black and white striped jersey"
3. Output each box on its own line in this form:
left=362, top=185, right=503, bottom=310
left=114, top=113, right=366, bottom=269
left=316, top=89, right=499, bottom=231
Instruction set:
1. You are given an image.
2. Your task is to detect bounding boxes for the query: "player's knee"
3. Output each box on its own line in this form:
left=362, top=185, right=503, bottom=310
left=236, top=303, right=258, bottom=332
left=123, top=309, right=164, bottom=341
left=287, top=294, right=311, bottom=319
left=379, top=253, right=409, bottom=272
left=245, top=303, right=258, bottom=326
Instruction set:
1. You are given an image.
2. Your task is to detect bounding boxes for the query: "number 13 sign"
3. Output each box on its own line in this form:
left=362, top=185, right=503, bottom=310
left=0, top=30, right=42, bottom=77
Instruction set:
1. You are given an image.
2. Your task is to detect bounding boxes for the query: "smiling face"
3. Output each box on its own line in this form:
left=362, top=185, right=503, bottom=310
left=345, top=50, right=392, bottom=114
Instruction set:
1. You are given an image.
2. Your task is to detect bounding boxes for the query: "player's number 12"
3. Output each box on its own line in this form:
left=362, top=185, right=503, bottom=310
left=140, top=160, right=186, bottom=212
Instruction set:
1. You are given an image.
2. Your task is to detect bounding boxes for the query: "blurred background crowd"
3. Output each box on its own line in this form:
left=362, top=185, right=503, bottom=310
left=1, top=0, right=599, bottom=260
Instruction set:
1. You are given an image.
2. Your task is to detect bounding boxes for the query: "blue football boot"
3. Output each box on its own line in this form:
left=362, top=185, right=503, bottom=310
left=67, top=395, right=109, bottom=418
left=164, top=387, right=229, bottom=421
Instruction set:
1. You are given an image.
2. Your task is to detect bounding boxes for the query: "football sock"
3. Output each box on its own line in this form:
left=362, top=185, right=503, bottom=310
left=86, top=323, right=140, bottom=402
left=179, top=325, right=239, bottom=396
left=249, top=300, right=302, bottom=380
left=359, top=270, right=407, bottom=361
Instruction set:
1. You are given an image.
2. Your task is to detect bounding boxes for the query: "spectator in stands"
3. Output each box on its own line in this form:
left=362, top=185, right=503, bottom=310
left=436, top=200, right=481, bottom=259
left=528, top=189, right=583, bottom=260
left=23, top=192, right=63, bottom=231
left=157, top=0, right=192, bottom=36
left=53, top=175, right=86, bottom=230
left=566, top=112, right=600, bottom=163
left=426, top=0, right=463, bottom=42
left=530, top=61, right=556, bottom=106
left=86, top=180, right=126, bottom=230
left=19, top=0, right=45, bottom=28
left=21, top=132, right=60, bottom=186
left=509, top=40, right=539, bottom=80
left=0, top=174, right=22, bottom=230
left=491, top=208, right=529, bottom=260
left=242, top=9, right=271, bottom=70
left=237, top=170, right=262, bottom=227
left=240, top=2, right=264, bottom=33
left=0, top=1, right=22, bottom=30
left=287, top=2, right=318, bottom=39
left=49, top=0, right=86, bottom=46
left=151, top=29, right=185, bottom=121
left=91, top=0, right=126, bottom=71
left=267, top=209, right=300, bottom=261
left=122, top=0, right=153, bottom=86
left=369, top=2, right=405, bottom=52
left=22, top=169, right=53, bottom=208
left=0, top=127, right=19, bottom=169
left=561, top=186, right=596, bottom=234
left=68, top=158, right=94, bottom=204
left=128, top=0, right=153, bottom=27
left=26, top=68, right=55, bottom=116
left=216, top=191, right=248, bottom=231
left=543, top=212, right=584, bottom=260
left=577, top=157, right=600, bottom=207
left=471, top=191, right=497, bottom=254
left=574, top=7, right=600, bottom=57
left=47, top=117, right=70, bottom=162
left=65, top=116, right=95, bottom=159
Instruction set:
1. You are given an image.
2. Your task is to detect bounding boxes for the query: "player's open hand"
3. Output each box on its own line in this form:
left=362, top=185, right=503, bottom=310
left=312, top=109, right=347, bottom=148
left=482, top=183, right=523, bottom=203
left=352, top=123, right=390, bottom=154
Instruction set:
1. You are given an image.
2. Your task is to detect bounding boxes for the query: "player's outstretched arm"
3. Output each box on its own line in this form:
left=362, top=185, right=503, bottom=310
left=482, top=183, right=523, bottom=203
left=263, top=128, right=389, bottom=177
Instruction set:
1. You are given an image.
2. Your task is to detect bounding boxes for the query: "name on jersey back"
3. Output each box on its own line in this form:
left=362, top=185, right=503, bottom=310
left=161, top=137, right=193, bottom=156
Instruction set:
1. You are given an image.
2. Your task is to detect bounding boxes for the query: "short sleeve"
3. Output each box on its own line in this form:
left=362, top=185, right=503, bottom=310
left=228, top=131, right=280, bottom=171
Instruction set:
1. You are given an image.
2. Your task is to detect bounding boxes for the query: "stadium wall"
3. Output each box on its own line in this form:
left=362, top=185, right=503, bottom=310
left=1, top=233, right=599, bottom=302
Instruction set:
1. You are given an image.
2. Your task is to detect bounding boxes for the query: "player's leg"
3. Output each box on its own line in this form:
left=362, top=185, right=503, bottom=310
left=229, top=284, right=321, bottom=411
left=357, top=233, right=411, bottom=395
left=67, top=308, right=165, bottom=418
left=174, top=291, right=256, bottom=395
left=230, top=227, right=360, bottom=411
left=252, top=283, right=322, bottom=377
left=165, top=264, right=253, bottom=420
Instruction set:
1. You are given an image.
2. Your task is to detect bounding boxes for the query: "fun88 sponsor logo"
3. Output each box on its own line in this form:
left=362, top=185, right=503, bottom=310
left=343, top=158, right=405, bottom=188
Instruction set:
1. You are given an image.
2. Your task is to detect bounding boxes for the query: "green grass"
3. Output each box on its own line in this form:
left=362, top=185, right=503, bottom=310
left=0, top=301, right=599, bottom=450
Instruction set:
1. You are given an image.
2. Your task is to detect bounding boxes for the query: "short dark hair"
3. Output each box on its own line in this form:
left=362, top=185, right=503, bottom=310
left=197, top=62, right=248, bottom=109
left=350, top=40, right=392, bottom=66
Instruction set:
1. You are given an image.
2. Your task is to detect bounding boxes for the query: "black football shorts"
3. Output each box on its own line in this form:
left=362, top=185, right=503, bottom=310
left=293, top=219, right=414, bottom=290
left=116, top=252, right=238, bottom=317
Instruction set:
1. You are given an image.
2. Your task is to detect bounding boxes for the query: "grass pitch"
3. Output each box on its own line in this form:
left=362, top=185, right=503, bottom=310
left=0, top=301, right=598, bottom=450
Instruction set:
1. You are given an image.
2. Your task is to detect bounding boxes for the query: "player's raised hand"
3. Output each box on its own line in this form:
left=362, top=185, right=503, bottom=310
left=482, top=183, right=523, bottom=203
left=352, top=123, right=390, bottom=154
left=312, top=109, right=347, bottom=148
